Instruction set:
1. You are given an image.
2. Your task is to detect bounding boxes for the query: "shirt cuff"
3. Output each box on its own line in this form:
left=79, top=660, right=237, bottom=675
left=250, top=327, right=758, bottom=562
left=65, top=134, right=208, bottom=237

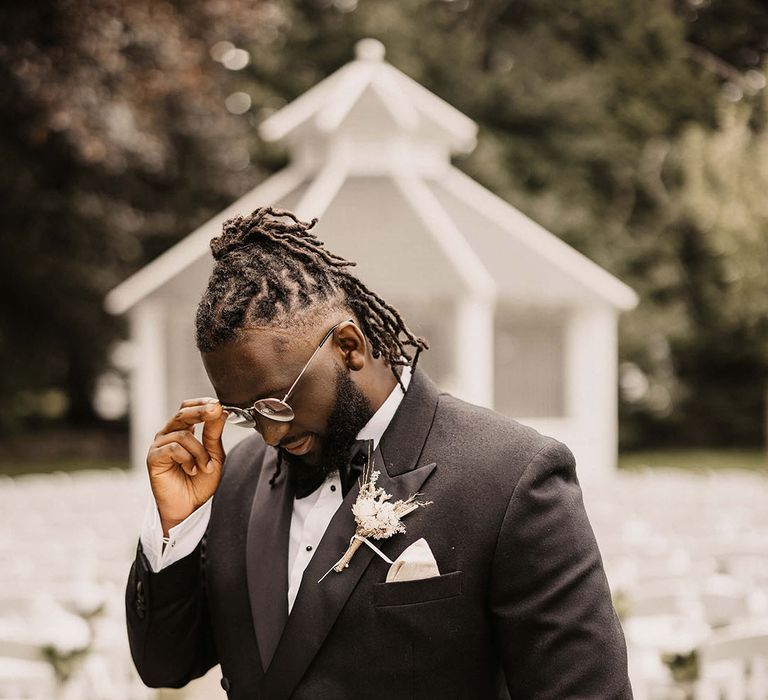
left=140, top=494, right=212, bottom=573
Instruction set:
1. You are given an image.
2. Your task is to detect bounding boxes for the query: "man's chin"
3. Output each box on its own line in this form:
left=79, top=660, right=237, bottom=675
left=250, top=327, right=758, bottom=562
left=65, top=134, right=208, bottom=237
left=280, top=434, right=355, bottom=479
left=280, top=365, right=374, bottom=478
left=280, top=440, right=323, bottom=469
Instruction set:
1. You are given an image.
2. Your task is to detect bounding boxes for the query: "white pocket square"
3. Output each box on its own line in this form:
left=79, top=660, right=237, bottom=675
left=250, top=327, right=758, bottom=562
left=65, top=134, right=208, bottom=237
left=386, top=538, right=440, bottom=583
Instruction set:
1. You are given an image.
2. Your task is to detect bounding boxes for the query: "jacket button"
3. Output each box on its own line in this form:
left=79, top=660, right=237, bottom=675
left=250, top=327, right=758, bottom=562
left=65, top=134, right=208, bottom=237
left=220, top=677, right=231, bottom=692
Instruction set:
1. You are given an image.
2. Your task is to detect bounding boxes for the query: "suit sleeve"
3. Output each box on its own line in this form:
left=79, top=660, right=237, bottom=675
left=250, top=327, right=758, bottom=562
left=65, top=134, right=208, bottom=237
left=126, top=538, right=217, bottom=688
left=490, top=440, right=633, bottom=699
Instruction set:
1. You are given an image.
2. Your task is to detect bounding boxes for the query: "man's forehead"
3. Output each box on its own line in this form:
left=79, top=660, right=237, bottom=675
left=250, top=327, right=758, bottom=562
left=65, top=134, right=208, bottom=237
left=201, top=327, right=307, bottom=401
left=238, top=325, right=309, bottom=355
left=209, top=329, right=306, bottom=371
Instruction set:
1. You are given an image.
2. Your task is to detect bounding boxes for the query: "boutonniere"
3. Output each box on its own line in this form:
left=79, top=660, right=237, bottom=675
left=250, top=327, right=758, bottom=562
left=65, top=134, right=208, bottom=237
left=319, top=442, right=431, bottom=582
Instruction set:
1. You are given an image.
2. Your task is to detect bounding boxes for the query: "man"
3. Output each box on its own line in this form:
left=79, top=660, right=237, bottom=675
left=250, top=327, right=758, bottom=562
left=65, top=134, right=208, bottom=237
left=126, top=207, right=632, bottom=699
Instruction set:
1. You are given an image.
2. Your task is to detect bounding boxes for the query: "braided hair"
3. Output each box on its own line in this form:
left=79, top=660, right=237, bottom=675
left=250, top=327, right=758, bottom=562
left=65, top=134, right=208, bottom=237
left=195, top=207, right=429, bottom=390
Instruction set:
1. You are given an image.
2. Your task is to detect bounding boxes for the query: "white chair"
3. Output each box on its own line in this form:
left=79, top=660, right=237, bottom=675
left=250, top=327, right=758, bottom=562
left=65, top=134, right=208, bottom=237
left=697, top=622, right=768, bottom=699
left=0, top=656, right=56, bottom=699
left=699, top=590, right=751, bottom=630
left=623, top=579, right=702, bottom=620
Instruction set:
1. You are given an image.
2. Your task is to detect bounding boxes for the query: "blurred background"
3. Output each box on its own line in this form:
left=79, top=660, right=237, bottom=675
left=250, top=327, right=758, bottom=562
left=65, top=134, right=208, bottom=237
left=2, top=0, right=768, bottom=697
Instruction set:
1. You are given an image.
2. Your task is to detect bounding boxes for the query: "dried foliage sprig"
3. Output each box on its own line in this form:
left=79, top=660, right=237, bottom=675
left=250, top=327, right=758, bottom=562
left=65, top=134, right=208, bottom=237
left=319, top=442, right=431, bottom=581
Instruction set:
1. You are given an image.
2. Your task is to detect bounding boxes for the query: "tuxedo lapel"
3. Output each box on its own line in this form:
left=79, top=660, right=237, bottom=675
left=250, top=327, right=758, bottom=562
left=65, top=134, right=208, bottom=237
left=261, top=368, right=441, bottom=699
left=246, top=448, right=293, bottom=671
left=262, top=450, right=436, bottom=699
left=378, top=367, right=441, bottom=477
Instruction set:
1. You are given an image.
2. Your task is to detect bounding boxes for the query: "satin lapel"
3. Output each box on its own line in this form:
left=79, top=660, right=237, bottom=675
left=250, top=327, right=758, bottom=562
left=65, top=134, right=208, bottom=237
left=379, top=366, right=441, bottom=476
left=245, top=448, right=293, bottom=671
left=261, top=368, right=442, bottom=699
left=262, top=447, right=436, bottom=699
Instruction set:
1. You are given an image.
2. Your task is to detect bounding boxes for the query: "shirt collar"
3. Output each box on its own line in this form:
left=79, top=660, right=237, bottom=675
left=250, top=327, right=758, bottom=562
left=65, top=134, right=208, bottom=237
left=355, top=364, right=412, bottom=450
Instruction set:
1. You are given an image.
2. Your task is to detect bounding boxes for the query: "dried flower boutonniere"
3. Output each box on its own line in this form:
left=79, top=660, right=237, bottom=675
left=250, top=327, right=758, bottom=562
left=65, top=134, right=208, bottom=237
left=319, top=442, right=431, bottom=582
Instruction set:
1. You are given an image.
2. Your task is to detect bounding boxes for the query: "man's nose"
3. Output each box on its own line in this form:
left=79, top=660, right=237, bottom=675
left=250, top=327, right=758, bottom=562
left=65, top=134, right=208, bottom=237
left=258, top=418, right=291, bottom=447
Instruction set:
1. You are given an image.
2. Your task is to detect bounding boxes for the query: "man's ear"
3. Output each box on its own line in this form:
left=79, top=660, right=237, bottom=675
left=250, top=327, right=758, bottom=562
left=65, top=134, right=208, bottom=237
left=335, top=321, right=366, bottom=371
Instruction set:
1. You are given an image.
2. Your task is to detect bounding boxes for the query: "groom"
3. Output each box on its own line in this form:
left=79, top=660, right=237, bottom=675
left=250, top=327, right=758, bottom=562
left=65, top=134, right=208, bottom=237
left=126, top=207, right=632, bottom=699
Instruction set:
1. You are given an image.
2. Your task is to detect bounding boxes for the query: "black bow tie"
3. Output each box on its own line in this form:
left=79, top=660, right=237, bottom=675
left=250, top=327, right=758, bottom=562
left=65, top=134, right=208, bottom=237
left=289, top=460, right=326, bottom=499
left=339, top=439, right=371, bottom=498
left=290, top=439, right=372, bottom=499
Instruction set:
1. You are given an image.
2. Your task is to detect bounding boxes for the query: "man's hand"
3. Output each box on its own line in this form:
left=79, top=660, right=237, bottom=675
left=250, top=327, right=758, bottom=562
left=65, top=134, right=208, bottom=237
left=147, top=398, right=228, bottom=536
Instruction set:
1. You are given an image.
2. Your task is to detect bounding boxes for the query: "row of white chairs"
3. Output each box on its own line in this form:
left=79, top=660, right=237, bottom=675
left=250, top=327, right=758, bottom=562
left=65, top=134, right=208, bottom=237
left=0, top=465, right=766, bottom=698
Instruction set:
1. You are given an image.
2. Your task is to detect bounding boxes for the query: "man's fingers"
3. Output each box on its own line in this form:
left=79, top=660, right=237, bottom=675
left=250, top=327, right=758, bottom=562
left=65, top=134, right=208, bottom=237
left=201, top=409, right=227, bottom=468
left=160, top=399, right=223, bottom=435
left=151, top=442, right=198, bottom=476
left=154, top=431, right=211, bottom=472
left=179, top=397, right=219, bottom=409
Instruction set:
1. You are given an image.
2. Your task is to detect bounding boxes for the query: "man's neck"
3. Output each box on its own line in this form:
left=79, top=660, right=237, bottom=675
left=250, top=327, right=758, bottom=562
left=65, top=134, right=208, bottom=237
left=356, top=365, right=411, bottom=448
left=361, top=358, right=401, bottom=415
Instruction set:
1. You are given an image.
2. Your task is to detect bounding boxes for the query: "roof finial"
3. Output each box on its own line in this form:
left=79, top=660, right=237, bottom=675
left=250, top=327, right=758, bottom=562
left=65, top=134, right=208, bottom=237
left=355, top=38, right=385, bottom=62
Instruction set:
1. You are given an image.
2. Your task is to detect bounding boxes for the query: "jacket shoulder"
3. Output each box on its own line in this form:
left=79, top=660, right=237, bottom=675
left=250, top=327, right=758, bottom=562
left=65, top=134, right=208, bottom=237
left=435, top=392, right=568, bottom=462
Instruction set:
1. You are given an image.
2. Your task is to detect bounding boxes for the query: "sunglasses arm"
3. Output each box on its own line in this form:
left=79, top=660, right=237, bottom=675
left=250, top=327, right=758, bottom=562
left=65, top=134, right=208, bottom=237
left=280, top=319, right=355, bottom=403
left=281, top=344, right=323, bottom=403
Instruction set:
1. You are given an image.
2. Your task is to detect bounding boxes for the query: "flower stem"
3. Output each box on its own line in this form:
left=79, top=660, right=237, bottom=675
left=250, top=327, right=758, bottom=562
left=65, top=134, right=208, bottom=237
left=334, top=538, right=363, bottom=572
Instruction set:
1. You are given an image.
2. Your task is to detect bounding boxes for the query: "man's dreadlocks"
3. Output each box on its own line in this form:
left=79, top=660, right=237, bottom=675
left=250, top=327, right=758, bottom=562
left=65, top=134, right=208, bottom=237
left=195, top=207, right=429, bottom=389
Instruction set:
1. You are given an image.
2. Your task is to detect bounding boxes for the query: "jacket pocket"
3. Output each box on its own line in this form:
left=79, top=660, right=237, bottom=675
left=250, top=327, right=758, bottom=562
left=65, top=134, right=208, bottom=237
left=373, top=570, right=463, bottom=607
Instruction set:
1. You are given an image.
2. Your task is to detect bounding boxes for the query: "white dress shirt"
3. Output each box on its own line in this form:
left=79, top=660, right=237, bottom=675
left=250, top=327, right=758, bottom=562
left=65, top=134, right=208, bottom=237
left=141, top=365, right=411, bottom=613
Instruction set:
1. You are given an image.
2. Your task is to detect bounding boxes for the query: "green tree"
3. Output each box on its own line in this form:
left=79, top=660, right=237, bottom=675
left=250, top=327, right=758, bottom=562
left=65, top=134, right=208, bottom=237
left=2, top=0, right=768, bottom=449
left=667, top=91, right=768, bottom=445
left=0, top=0, right=264, bottom=431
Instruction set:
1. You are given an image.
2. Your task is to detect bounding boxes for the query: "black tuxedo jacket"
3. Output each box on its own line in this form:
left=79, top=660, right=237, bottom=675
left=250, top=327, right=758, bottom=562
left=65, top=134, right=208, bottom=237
left=126, top=368, right=632, bottom=699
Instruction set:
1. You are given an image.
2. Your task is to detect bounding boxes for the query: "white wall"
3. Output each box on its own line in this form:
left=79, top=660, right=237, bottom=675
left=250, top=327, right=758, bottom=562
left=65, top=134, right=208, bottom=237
left=128, top=298, right=620, bottom=482
left=546, top=305, right=618, bottom=483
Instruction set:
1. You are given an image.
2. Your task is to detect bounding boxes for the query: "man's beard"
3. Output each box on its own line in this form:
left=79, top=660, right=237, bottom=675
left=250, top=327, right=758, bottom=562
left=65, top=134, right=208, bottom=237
left=280, top=366, right=374, bottom=482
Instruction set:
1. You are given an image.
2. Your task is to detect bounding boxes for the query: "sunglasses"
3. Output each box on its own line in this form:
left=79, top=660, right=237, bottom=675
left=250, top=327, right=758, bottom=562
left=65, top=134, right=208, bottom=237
left=221, top=319, right=353, bottom=428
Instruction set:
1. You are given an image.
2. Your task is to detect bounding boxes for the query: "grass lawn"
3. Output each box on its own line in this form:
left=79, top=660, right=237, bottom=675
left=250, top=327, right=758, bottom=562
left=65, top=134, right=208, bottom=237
left=1, top=450, right=766, bottom=477
left=619, top=448, right=768, bottom=473
left=0, top=457, right=130, bottom=478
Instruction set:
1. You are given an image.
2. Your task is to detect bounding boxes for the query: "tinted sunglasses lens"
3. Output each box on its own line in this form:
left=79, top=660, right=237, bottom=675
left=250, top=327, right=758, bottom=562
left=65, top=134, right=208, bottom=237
left=224, top=407, right=255, bottom=427
left=254, top=398, right=294, bottom=422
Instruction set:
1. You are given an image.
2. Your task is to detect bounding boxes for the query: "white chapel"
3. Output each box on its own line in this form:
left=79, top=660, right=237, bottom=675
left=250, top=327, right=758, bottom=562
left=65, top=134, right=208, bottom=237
left=106, top=38, right=637, bottom=481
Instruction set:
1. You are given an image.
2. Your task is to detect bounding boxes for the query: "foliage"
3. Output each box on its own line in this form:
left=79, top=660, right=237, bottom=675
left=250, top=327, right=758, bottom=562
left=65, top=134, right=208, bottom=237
left=2, top=0, right=768, bottom=446
left=0, top=0, right=264, bottom=431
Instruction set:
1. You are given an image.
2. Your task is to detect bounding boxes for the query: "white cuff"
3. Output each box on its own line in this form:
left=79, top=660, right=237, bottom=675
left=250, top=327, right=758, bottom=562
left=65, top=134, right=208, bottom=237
left=140, top=494, right=212, bottom=573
